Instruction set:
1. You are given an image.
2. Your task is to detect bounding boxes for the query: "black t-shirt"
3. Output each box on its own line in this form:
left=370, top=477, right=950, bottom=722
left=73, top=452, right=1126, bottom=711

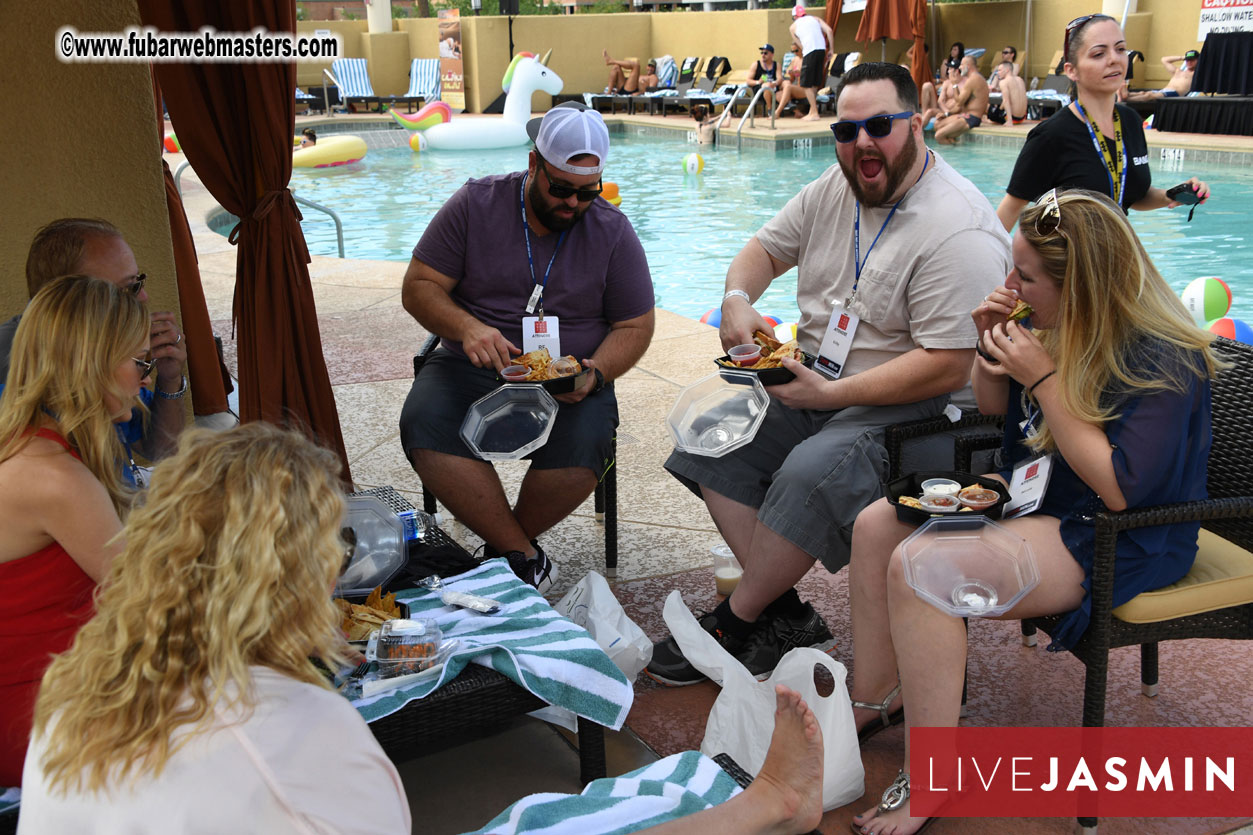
left=751, top=60, right=777, bottom=82
left=1006, top=103, right=1151, bottom=212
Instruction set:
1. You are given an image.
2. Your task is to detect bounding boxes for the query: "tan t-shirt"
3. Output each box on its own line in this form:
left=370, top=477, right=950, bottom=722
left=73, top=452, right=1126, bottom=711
left=756, top=151, right=1011, bottom=381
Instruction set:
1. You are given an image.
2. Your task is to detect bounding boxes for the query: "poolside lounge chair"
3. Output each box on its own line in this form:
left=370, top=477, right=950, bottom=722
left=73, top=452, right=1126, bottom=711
left=330, top=57, right=387, bottom=113
left=398, top=58, right=441, bottom=113
left=1026, top=74, right=1071, bottom=120
left=816, top=51, right=860, bottom=114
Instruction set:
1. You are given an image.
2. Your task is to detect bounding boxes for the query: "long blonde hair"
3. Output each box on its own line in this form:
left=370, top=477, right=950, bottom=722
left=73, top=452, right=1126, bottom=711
left=1017, top=189, right=1221, bottom=453
left=33, top=423, right=352, bottom=793
left=0, top=275, right=149, bottom=515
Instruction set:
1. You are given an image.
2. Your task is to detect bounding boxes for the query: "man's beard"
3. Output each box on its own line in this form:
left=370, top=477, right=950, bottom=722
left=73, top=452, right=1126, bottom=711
left=838, top=135, right=919, bottom=208
left=528, top=175, right=587, bottom=233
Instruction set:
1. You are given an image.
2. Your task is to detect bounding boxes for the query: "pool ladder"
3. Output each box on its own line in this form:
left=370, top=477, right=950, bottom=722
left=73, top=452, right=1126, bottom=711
left=173, top=160, right=346, bottom=258
left=711, top=86, right=775, bottom=150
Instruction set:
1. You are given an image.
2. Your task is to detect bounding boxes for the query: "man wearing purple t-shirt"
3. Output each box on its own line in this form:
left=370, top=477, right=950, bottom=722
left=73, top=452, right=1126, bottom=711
left=399, top=103, right=655, bottom=592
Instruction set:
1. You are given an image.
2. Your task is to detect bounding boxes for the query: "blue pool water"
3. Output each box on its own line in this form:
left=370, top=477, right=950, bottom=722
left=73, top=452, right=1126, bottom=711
left=286, top=134, right=1253, bottom=326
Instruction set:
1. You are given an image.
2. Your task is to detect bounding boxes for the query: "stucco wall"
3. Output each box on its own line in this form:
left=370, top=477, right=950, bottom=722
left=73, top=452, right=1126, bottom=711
left=0, top=2, right=176, bottom=328
left=362, top=31, right=413, bottom=96
left=296, top=19, right=368, bottom=88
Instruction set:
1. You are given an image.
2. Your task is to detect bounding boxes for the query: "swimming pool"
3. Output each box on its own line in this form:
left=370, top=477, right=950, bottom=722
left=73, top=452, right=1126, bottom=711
left=286, top=134, right=1253, bottom=325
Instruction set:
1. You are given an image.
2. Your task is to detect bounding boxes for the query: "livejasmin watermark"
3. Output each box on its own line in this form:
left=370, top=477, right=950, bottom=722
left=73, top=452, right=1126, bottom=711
left=910, top=727, right=1253, bottom=818
left=56, top=26, right=340, bottom=63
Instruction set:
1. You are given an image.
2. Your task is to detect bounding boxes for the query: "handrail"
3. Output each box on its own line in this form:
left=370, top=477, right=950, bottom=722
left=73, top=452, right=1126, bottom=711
left=292, top=192, right=346, bottom=258
left=322, top=68, right=339, bottom=117
left=734, top=85, right=774, bottom=151
left=711, top=87, right=742, bottom=136
left=174, top=161, right=346, bottom=259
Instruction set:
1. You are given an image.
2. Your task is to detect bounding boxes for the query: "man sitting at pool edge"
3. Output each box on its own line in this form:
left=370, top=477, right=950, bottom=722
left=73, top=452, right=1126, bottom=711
left=648, top=62, right=1010, bottom=686
left=398, top=102, right=654, bottom=592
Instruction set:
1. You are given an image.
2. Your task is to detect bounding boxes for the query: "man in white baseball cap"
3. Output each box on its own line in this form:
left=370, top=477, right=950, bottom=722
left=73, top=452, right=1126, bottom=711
left=399, top=101, right=655, bottom=592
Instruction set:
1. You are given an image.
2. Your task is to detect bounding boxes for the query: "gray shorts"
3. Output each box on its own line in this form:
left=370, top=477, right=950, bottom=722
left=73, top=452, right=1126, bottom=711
left=665, top=395, right=948, bottom=572
left=399, top=350, right=617, bottom=474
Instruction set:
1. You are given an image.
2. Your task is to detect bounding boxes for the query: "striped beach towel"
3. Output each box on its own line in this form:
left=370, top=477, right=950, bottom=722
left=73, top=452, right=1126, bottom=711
left=0, top=787, right=19, bottom=816
left=352, top=559, right=633, bottom=731
left=467, top=752, right=741, bottom=835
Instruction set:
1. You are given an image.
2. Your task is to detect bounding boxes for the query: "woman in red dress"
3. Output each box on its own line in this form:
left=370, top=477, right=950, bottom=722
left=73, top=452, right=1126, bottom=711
left=0, top=275, right=150, bottom=786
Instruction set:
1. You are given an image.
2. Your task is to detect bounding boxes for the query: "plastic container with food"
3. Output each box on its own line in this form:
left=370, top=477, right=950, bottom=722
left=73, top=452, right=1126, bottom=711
left=918, top=494, right=961, bottom=513
left=958, top=486, right=1001, bottom=511
left=373, top=618, right=444, bottom=679
left=500, top=365, right=531, bottom=382
left=887, top=471, right=1012, bottom=525
left=727, top=344, right=762, bottom=367
left=898, top=516, right=1039, bottom=616
left=920, top=478, right=961, bottom=496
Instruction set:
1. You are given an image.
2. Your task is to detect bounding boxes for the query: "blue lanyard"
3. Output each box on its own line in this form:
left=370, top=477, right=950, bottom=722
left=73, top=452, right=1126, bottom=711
left=1075, top=101, right=1126, bottom=206
left=852, top=150, right=930, bottom=300
left=520, top=176, right=566, bottom=316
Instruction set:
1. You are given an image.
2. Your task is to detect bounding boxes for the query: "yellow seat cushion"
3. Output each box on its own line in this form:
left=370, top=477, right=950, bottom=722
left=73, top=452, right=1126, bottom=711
left=1114, top=529, right=1253, bottom=623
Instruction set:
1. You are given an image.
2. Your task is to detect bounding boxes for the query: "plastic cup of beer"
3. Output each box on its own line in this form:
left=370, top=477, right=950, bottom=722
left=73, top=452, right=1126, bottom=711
left=711, top=544, right=743, bottom=596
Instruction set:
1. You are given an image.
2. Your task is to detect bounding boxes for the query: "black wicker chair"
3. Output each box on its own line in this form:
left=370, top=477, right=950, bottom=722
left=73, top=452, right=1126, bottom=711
left=410, top=334, right=621, bottom=575
left=884, top=408, right=1004, bottom=482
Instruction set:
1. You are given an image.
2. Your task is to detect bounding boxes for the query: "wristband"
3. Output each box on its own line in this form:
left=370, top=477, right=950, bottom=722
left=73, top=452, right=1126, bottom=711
left=1027, top=369, right=1056, bottom=397
left=722, top=289, right=751, bottom=305
left=592, top=368, right=606, bottom=393
left=156, top=375, right=188, bottom=400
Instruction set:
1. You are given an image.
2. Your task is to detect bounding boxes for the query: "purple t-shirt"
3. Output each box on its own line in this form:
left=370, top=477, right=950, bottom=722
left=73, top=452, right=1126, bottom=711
left=413, top=171, right=654, bottom=361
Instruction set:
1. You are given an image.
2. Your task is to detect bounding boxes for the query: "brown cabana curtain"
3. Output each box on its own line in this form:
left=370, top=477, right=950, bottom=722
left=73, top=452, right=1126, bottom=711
left=152, top=75, right=231, bottom=416
left=909, top=0, right=930, bottom=106
left=855, top=0, right=913, bottom=58
left=137, top=0, right=350, bottom=480
left=825, top=4, right=842, bottom=43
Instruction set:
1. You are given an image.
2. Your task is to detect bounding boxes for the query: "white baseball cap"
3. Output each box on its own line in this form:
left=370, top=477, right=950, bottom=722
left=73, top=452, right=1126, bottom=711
left=525, top=102, right=610, bottom=176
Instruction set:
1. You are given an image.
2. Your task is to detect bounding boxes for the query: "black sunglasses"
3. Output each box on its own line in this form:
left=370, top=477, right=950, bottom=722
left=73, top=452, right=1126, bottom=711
left=1063, top=14, right=1109, bottom=61
left=537, top=160, right=603, bottom=202
left=830, top=111, right=913, bottom=143
left=132, top=356, right=156, bottom=381
left=125, top=274, right=146, bottom=297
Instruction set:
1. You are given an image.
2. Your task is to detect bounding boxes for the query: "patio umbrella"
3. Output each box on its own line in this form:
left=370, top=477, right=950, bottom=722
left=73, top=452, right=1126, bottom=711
left=855, top=0, right=914, bottom=62
left=138, top=0, right=350, bottom=480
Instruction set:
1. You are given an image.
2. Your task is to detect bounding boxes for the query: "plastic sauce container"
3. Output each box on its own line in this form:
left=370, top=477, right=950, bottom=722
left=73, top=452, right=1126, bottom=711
left=500, top=365, right=531, bottom=382
left=920, top=478, right=961, bottom=497
left=727, top=344, right=762, bottom=367
left=958, top=486, right=1000, bottom=510
left=918, top=494, right=961, bottom=513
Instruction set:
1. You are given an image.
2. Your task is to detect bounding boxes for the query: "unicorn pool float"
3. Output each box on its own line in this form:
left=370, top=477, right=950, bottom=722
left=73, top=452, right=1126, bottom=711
left=390, top=51, right=562, bottom=151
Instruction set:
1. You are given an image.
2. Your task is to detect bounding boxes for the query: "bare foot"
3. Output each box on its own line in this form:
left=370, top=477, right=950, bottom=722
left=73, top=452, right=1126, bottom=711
left=852, top=788, right=931, bottom=835
left=801, top=113, right=821, bottom=121
left=745, top=685, right=824, bottom=835
left=603, top=49, right=612, bottom=65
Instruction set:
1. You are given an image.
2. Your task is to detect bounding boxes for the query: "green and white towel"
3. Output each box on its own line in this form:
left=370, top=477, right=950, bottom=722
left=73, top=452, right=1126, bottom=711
left=466, top=751, right=741, bottom=835
left=352, top=559, right=633, bottom=730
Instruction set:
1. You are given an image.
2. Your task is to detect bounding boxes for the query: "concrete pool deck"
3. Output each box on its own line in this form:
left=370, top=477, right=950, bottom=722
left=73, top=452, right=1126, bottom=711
left=168, top=114, right=1253, bottom=832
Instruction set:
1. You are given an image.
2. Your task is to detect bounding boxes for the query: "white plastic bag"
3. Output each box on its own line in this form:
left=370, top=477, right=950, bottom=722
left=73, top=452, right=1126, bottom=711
left=554, top=571, right=653, bottom=681
left=662, top=590, right=864, bottom=811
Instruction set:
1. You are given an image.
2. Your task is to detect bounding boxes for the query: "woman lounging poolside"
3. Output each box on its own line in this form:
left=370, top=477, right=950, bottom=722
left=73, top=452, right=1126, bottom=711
left=845, top=189, right=1221, bottom=835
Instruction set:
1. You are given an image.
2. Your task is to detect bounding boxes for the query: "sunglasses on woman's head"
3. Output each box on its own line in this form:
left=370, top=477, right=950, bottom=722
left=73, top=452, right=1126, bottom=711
left=124, top=274, right=146, bottom=297
left=1034, top=188, right=1063, bottom=237
left=1063, top=14, right=1108, bottom=60
left=132, top=356, right=156, bottom=380
left=830, top=111, right=913, bottom=143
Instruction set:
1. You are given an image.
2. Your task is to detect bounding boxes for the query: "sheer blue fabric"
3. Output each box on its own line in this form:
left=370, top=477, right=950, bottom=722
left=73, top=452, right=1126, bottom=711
left=998, top=345, right=1211, bottom=650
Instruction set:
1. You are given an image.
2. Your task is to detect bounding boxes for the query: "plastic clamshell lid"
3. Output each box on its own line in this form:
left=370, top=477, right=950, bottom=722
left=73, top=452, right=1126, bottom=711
left=460, top=384, right=559, bottom=461
left=667, top=370, right=769, bottom=457
left=334, top=495, right=406, bottom=598
left=898, top=516, right=1040, bottom=617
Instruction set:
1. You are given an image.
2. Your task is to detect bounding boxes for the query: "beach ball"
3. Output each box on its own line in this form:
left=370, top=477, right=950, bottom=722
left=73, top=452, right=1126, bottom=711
left=163, top=134, right=180, bottom=153
left=602, top=181, right=621, bottom=206
left=409, top=132, right=428, bottom=153
left=1208, top=317, right=1253, bottom=344
left=1181, top=276, right=1232, bottom=327
left=762, top=315, right=782, bottom=328
left=682, top=153, right=704, bottom=175
left=774, top=321, right=798, bottom=342
left=700, top=308, right=722, bottom=327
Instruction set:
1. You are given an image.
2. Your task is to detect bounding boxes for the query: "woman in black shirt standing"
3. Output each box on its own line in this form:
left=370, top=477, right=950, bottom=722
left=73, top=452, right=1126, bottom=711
left=996, top=15, right=1208, bottom=231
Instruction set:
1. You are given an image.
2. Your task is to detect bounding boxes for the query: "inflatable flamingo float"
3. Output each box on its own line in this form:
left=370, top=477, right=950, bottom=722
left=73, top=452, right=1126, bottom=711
left=390, top=51, right=563, bottom=150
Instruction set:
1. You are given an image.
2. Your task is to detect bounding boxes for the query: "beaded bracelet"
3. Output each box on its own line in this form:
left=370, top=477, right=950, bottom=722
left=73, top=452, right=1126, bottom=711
left=156, top=375, right=188, bottom=400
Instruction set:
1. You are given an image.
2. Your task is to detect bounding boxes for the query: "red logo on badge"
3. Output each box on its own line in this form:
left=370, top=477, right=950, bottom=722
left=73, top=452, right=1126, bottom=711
left=1025, top=462, right=1039, bottom=479
left=534, top=321, right=548, bottom=334
left=838, top=313, right=850, bottom=330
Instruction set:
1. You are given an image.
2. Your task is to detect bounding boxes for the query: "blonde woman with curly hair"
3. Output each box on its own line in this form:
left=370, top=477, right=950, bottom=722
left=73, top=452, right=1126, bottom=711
left=0, top=275, right=150, bottom=786
left=19, top=423, right=411, bottom=831
left=846, top=189, right=1221, bottom=835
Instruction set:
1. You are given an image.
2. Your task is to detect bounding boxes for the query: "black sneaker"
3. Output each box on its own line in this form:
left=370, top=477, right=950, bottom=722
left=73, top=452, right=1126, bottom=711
left=504, top=544, right=556, bottom=594
left=644, top=612, right=749, bottom=687
left=734, top=603, right=835, bottom=679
